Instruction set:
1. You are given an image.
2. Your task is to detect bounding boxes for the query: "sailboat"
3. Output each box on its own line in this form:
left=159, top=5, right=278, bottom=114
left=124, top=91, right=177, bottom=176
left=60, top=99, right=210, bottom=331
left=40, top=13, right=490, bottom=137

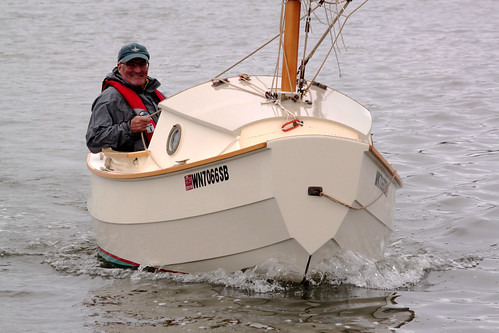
left=87, top=0, right=402, bottom=281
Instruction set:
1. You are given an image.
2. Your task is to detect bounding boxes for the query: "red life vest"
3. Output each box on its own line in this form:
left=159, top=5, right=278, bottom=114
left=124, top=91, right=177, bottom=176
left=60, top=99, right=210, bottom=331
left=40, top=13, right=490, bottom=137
left=102, top=80, right=165, bottom=143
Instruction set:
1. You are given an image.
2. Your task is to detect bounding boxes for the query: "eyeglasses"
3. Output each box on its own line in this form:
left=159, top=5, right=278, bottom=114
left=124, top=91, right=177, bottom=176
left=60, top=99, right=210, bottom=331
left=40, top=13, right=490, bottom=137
left=120, top=61, right=149, bottom=69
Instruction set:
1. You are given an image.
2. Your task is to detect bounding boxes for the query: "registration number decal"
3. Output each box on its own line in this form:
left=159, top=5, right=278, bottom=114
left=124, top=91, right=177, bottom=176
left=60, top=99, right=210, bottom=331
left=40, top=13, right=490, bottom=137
left=375, top=171, right=389, bottom=196
left=184, top=165, right=230, bottom=191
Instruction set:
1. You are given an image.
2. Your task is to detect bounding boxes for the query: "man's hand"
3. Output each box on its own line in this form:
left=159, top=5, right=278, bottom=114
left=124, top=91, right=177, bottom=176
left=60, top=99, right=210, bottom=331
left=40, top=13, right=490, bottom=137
left=130, top=115, right=150, bottom=133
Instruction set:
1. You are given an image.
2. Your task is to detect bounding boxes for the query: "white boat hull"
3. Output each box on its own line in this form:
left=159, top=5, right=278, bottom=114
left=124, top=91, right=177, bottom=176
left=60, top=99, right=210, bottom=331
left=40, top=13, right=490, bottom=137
left=87, top=0, right=403, bottom=281
left=88, top=135, right=400, bottom=281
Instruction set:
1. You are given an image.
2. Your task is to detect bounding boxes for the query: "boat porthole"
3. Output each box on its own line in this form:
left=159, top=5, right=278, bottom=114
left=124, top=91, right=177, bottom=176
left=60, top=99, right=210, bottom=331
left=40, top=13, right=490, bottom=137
left=166, top=124, right=182, bottom=155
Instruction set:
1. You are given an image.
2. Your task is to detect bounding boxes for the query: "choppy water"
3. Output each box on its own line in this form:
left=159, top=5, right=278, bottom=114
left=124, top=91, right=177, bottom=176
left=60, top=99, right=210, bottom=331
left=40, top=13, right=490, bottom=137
left=1, top=0, right=498, bottom=332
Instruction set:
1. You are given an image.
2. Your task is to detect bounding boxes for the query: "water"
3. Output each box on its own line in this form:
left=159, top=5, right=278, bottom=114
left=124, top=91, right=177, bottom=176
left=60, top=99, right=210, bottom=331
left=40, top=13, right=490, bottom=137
left=1, top=0, right=498, bottom=331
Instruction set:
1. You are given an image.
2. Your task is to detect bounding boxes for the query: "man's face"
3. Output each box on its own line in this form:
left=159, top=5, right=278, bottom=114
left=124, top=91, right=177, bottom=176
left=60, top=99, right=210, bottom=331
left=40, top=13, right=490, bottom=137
left=117, top=58, right=149, bottom=87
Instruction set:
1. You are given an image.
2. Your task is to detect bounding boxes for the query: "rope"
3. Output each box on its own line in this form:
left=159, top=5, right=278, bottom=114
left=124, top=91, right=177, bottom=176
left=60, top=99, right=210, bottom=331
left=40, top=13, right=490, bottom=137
left=138, top=109, right=162, bottom=156
left=271, top=0, right=287, bottom=94
left=138, top=111, right=164, bottom=169
left=304, top=0, right=369, bottom=95
left=213, top=1, right=324, bottom=88
left=219, top=79, right=268, bottom=99
left=320, top=172, right=396, bottom=211
left=269, top=98, right=299, bottom=119
left=297, top=1, right=312, bottom=90
left=213, top=34, right=281, bottom=80
left=139, top=131, right=163, bottom=168
left=238, top=74, right=269, bottom=96
left=140, top=132, right=149, bottom=155
left=211, top=0, right=369, bottom=97
left=325, top=1, right=347, bottom=78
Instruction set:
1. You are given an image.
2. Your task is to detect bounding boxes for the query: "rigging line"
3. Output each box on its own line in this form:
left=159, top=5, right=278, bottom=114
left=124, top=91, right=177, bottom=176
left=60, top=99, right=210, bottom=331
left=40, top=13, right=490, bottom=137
left=140, top=132, right=164, bottom=169
left=304, top=0, right=369, bottom=94
left=215, top=80, right=295, bottom=120
left=275, top=1, right=327, bottom=93
left=300, top=0, right=312, bottom=58
left=214, top=0, right=349, bottom=82
left=222, top=81, right=267, bottom=99
left=238, top=74, right=269, bottom=95
left=282, top=46, right=293, bottom=92
left=298, top=1, right=313, bottom=91
left=322, top=0, right=351, bottom=5
left=216, top=0, right=319, bottom=83
left=279, top=0, right=322, bottom=93
left=274, top=0, right=317, bottom=92
left=326, top=2, right=344, bottom=77
left=141, top=132, right=148, bottom=156
left=310, top=0, right=334, bottom=25
left=138, top=114, right=163, bottom=168
left=271, top=0, right=287, bottom=93
left=272, top=99, right=297, bottom=119
left=215, top=1, right=324, bottom=89
left=331, top=1, right=350, bottom=55
left=301, top=0, right=351, bottom=69
left=213, top=34, right=280, bottom=80
left=310, top=0, right=349, bottom=25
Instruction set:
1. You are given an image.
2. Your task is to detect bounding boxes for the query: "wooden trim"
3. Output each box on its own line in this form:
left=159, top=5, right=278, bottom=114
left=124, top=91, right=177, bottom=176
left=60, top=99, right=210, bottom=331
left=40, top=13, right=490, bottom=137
left=369, top=145, right=403, bottom=187
left=88, top=142, right=268, bottom=179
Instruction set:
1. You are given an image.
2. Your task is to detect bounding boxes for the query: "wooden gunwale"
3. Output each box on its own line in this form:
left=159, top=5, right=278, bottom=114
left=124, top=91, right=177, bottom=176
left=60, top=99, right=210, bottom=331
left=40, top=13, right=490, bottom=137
left=87, top=142, right=268, bottom=179
left=369, top=145, right=403, bottom=187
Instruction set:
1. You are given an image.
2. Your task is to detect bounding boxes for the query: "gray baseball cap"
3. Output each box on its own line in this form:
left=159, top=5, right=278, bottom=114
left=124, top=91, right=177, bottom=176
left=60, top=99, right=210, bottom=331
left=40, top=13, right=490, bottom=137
left=117, top=43, right=150, bottom=63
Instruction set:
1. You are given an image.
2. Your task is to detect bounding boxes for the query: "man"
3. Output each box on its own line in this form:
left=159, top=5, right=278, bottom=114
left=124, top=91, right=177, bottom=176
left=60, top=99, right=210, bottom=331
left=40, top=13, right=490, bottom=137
left=86, top=43, right=165, bottom=153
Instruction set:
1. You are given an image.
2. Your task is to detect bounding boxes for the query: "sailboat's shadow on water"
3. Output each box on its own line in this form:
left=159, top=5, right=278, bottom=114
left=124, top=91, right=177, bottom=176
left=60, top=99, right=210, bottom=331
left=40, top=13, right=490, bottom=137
left=85, top=274, right=415, bottom=332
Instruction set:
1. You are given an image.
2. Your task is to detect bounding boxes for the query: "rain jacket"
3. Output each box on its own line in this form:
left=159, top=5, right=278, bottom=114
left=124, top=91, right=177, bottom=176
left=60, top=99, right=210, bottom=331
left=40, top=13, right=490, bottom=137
left=86, top=67, right=163, bottom=153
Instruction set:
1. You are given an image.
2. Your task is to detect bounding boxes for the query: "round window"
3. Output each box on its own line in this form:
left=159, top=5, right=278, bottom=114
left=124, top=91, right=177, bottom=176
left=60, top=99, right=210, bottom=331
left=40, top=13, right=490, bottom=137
left=166, top=124, right=182, bottom=155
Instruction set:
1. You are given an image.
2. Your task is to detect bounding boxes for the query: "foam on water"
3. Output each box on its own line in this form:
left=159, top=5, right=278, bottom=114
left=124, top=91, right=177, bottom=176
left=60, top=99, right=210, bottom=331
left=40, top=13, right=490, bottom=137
left=41, top=234, right=484, bottom=293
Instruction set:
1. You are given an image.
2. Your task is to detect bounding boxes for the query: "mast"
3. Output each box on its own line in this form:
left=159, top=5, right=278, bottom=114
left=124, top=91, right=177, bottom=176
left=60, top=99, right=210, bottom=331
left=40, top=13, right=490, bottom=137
left=281, top=0, right=301, bottom=93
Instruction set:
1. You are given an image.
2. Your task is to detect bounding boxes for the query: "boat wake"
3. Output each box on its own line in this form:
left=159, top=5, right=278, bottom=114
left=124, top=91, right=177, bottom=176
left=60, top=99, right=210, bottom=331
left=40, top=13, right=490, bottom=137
left=41, top=238, right=482, bottom=292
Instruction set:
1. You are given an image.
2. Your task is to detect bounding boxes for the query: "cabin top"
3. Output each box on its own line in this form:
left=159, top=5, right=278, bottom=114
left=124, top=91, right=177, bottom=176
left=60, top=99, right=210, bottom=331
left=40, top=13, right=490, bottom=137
left=159, top=75, right=372, bottom=137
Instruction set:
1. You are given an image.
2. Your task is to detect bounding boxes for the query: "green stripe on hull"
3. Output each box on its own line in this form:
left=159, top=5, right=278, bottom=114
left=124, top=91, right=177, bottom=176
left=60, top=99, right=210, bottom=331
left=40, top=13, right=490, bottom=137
left=98, top=248, right=138, bottom=269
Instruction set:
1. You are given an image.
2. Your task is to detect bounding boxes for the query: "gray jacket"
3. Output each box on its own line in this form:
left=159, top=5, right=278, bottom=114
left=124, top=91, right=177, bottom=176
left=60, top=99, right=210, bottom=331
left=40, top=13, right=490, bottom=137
left=86, top=68, right=163, bottom=153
